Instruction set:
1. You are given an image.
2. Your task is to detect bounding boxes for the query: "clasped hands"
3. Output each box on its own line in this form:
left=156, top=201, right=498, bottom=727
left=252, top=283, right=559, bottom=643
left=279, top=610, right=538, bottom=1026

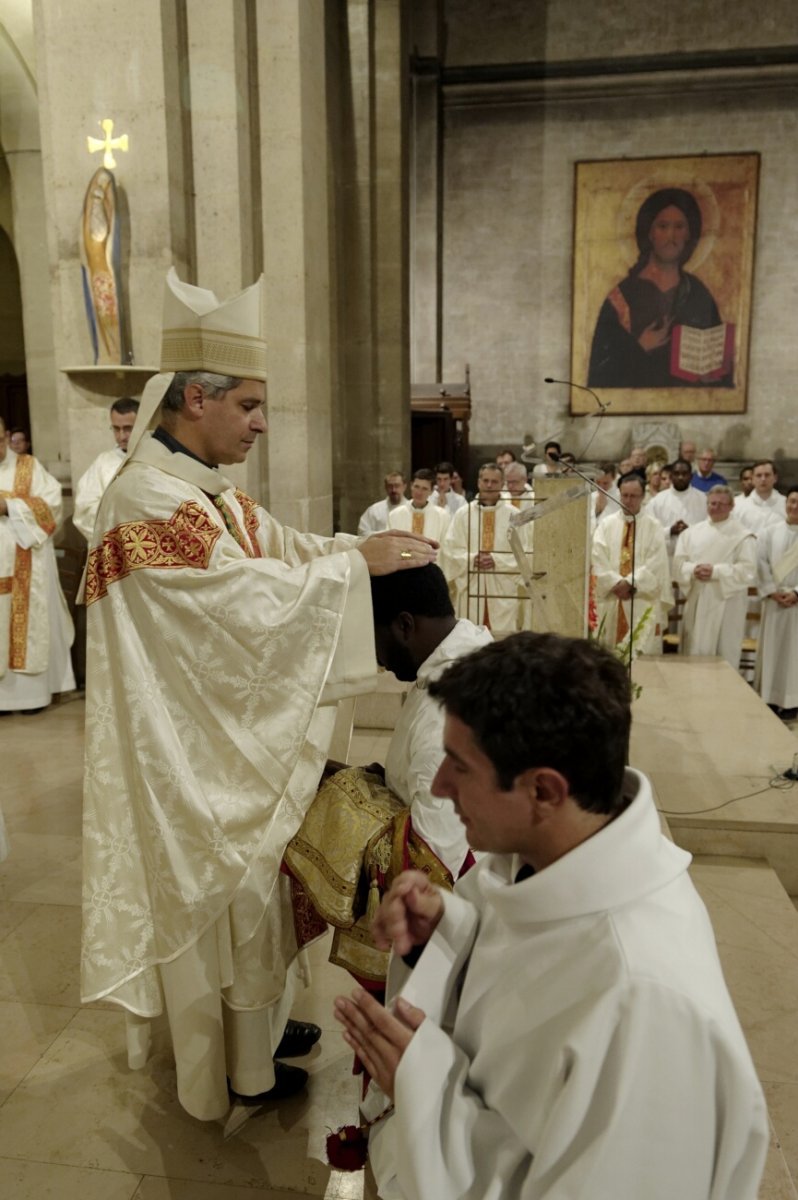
left=334, top=870, right=444, bottom=1098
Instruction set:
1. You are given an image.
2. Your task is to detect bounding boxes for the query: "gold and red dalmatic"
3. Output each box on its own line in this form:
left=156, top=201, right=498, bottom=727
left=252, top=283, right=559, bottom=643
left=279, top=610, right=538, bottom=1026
left=85, top=500, right=223, bottom=605
left=0, top=455, right=56, bottom=669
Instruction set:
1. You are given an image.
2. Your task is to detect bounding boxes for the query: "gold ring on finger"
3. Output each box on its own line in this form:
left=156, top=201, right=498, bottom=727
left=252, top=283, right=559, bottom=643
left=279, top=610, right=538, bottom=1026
left=400, top=550, right=412, bottom=559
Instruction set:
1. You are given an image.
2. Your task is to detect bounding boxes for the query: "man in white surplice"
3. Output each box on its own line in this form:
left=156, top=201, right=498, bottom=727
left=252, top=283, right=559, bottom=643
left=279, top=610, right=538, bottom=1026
left=0, top=417, right=75, bottom=713
left=592, top=473, right=672, bottom=654
left=756, top=486, right=798, bottom=718
left=646, top=457, right=707, bottom=558
left=80, top=269, right=437, bottom=1122
left=73, top=398, right=139, bottom=541
left=440, top=462, right=520, bottom=634
left=370, top=563, right=491, bottom=880
left=334, top=633, right=768, bottom=1200
left=735, top=458, right=786, bottom=534
left=674, top=484, right=756, bottom=668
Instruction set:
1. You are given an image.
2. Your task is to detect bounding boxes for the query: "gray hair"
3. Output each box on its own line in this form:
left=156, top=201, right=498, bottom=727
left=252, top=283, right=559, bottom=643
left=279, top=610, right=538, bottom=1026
left=162, top=371, right=239, bottom=413
left=708, top=484, right=734, bottom=501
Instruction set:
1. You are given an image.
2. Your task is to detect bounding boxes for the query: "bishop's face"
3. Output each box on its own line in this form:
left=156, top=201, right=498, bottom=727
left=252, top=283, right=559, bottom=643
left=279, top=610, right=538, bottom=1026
left=200, top=379, right=267, bottom=464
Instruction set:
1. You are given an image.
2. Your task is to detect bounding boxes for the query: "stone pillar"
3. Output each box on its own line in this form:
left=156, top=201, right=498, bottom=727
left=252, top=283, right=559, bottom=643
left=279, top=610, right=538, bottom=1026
left=409, top=0, right=442, bottom=383
left=256, top=0, right=334, bottom=532
left=329, top=0, right=410, bottom=533
left=0, top=13, right=59, bottom=468
left=185, top=0, right=263, bottom=498
left=32, top=0, right=195, bottom=488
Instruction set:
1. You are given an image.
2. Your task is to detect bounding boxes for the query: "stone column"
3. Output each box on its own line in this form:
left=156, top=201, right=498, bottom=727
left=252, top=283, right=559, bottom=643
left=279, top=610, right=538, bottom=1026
left=185, top=0, right=263, bottom=498
left=33, top=0, right=195, bottom=488
left=255, top=0, right=334, bottom=532
left=330, top=0, right=410, bottom=533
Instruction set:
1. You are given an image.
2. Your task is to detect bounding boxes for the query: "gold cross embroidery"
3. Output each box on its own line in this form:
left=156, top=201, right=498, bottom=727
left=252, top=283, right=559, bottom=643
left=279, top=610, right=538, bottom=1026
left=87, top=119, right=129, bottom=170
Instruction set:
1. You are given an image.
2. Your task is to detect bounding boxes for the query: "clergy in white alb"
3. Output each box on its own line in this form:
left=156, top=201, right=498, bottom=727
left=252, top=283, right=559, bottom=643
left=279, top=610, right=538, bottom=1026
left=335, top=633, right=768, bottom=1200
left=440, top=462, right=520, bottom=634
left=646, top=457, right=707, bottom=558
left=735, top=459, right=786, bottom=534
left=755, top=487, right=798, bottom=713
left=387, top=469, right=450, bottom=543
left=592, top=473, right=672, bottom=654
left=372, top=565, right=491, bottom=879
left=673, top=485, right=756, bottom=668
left=357, top=471, right=410, bottom=536
left=0, top=419, right=75, bottom=712
left=80, top=270, right=437, bottom=1122
left=431, top=461, right=467, bottom=516
left=73, top=398, right=139, bottom=541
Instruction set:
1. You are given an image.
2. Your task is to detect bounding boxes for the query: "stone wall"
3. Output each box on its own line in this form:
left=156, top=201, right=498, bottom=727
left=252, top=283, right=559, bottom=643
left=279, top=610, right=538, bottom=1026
left=429, top=0, right=798, bottom=475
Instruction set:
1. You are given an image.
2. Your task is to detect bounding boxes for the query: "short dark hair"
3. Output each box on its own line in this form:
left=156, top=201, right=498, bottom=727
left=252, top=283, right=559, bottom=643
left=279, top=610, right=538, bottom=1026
left=598, top=462, right=616, bottom=476
left=739, top=465, right=753, bottom=479
left=412, top=467, right=435, bottom=484
left=111, top=397, right=140, bottom=416
left=478, top=462, right=503, bottom=475
left=370, top=563, right=454, bottom=626
left=429, top=632, right=631, bottom=814
left=752, top=459, right=776, bottom=473
left=671, top=458, right=692, bottom=471
left=435, top=461, right=455, bottom=475
left=497, top=448, right=516, bottom=461
left=544, top=440, right=561, bottom=454
left=617, top=472, right=644, bottom=493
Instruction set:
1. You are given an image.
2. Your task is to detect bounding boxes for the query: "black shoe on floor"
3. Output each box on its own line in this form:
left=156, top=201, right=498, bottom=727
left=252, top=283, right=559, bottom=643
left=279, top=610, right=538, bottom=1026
left=275, top=1018, right=322, bottom=1059
left=229, top=1061, right=308, bottom=1105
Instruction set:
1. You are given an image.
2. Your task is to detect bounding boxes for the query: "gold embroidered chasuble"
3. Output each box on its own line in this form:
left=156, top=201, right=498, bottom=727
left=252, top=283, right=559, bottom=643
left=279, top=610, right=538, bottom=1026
left=0, top=450, right=69, bottom=675
left=439, top=499, right=520, bottom=634
left=81, top=434, right=377, bottom=1031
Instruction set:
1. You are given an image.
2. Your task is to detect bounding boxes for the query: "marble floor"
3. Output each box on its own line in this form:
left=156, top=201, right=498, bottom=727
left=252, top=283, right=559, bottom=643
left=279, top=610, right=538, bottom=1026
left=0, top=696, right=389, bottom=1200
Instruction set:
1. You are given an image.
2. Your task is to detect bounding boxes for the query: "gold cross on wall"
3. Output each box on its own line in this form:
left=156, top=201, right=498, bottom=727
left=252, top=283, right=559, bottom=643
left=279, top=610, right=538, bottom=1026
left=86, top=118, right=129, bottom=170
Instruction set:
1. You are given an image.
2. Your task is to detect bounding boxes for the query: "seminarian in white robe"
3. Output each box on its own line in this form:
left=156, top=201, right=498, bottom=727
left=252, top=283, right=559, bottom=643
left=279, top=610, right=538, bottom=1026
left=367, top=769, right=768, bottom=1200
left=735, top=488, right=785, bottom=534
left=646, top=482, right=707, bottom=556
left=73, top=446, right=125, bottom=540
left=388, top=499, right=450, bottom=542
left=755, top=504, right=798, bottom=711
left=0, top=445, right=75, bottom=711
left=81, top=270, right=395, bottom=1122
left=592, top=509, right=671, bottom=654
left=674, top=511, right=756, bottom=668
left=358, top=495, right=410, bottom=536
left=384, top=618, right=491, bottom=878
left=441, top=499, right=520, bottom=634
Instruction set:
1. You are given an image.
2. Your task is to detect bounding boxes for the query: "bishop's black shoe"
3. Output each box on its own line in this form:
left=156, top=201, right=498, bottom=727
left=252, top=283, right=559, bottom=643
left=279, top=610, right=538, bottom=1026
left=274, top=1018, right=322, bottom=1059
left=229, top=1061, right=308, bottom=1105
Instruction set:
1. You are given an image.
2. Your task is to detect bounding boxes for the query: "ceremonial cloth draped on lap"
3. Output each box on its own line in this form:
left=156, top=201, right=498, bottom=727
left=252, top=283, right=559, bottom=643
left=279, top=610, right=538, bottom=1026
left=81, top=433, right=376, bottom=1117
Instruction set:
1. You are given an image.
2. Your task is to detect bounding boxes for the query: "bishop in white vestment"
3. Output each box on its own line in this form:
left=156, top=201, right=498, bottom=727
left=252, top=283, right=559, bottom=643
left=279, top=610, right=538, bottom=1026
left=0, top=425, right=75, bottom=712
left=674, top=486, right=756, bottom=668
left=81, top=271, right=435, bottom=1121
left=756, top=489, right=798, bottom=712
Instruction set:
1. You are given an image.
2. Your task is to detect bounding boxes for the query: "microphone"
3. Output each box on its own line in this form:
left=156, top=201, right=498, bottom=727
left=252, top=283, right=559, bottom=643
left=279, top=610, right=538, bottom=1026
left=544, top=377, right=610, bottom=414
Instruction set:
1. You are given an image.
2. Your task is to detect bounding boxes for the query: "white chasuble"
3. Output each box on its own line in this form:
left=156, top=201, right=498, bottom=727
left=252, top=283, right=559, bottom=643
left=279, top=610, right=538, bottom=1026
left=674, top=517, right=756, bottom=667
left=82, top=433, right=376, bottom=1118
left=0, top=450, right=75, bottom=707
left=591, top=511, right=671, bottom=654
left=440, top=500, right=520, bottom=634
left=756, top=522, right=798, bottom=709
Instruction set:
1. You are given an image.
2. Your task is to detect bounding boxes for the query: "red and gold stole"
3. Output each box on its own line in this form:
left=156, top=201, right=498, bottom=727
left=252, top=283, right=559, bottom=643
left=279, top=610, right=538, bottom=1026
left=1, top=456, right=56, bottom=669
left=615, top=518, right=635, bottom=643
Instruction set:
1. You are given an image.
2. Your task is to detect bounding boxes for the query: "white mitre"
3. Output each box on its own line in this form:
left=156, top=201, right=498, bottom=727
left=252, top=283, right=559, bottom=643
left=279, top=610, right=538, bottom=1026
left=129, top=268, right=267, bottom=456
